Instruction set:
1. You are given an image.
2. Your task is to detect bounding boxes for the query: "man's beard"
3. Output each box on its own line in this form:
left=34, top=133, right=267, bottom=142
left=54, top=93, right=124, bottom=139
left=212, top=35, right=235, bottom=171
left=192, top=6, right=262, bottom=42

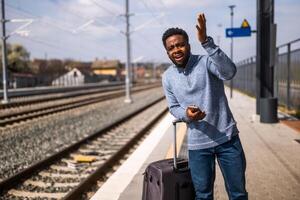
left=169, top=51, right=191, bottom=68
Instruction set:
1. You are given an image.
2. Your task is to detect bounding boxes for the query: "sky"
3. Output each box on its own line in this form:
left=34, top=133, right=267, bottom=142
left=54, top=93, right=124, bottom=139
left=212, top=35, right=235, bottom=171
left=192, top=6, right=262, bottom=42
left=5, top=0, right=300, bottom=64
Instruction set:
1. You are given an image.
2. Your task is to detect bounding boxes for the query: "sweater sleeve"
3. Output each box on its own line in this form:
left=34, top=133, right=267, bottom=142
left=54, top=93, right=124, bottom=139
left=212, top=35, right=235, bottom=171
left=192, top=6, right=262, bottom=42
left=162, top=74, right=191, bottom=123
left=202, top=37, right=237, bottom=80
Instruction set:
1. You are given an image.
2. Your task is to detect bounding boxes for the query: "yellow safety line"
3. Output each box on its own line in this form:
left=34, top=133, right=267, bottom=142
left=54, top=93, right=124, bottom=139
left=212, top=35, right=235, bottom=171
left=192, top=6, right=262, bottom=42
left=165, top=123, right=187, bottom=159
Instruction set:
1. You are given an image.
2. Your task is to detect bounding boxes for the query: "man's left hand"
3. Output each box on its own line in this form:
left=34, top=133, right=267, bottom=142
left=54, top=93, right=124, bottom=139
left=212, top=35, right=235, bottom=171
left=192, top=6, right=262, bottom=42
left=196, top=13, right=207, bottom=43
left=186, top=106, right=206, bottom=121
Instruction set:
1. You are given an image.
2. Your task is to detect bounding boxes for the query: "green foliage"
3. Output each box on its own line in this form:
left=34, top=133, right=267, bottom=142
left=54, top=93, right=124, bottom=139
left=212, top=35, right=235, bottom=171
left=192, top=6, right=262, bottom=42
left=0, top=43, right=32, bottom=73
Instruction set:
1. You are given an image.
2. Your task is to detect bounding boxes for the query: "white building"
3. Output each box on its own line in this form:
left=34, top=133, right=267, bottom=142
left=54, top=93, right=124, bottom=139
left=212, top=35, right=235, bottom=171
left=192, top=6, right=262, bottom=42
left=52, top=68, right=84, bottom=86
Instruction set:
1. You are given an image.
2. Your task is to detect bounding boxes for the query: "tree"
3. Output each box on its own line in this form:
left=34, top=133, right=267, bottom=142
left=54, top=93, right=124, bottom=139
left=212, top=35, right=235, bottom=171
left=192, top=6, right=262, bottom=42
left=8, top=44, right=31, bottom=73
left=0, top=43, right=31, bottom=73
left=47, top=59, right=66, bottom=77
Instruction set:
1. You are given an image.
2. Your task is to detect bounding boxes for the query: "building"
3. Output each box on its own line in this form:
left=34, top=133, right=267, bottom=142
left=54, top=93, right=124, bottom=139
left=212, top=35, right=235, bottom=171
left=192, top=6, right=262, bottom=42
left=31, top=58, right=66, bottom=86
left=52, top=68, right=103, bottom=86
left=91, top=59, right=123, bottom=81
left=10, top=72, right=37, bottom=88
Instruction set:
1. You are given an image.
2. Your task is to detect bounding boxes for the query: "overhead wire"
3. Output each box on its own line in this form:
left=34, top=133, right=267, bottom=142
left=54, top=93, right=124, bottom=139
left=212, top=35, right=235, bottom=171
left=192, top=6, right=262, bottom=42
left=133, top=0, right=179, bottom=62
left=89, top=0, right=125, bottom=21
left=89, top=0, right=165, bottom=60
left=5, top=5, right=81, bottom=54
left=13, top=34, right=92, bottom=59
left=6, top=2, right=121, bottom=58
left=7, top=0, right=167, bottom=62
left=6, top=4, right=74, bottom=34
left=48, top=0, right=125, bottom=50
left=131, top=0, right=167, bottom=54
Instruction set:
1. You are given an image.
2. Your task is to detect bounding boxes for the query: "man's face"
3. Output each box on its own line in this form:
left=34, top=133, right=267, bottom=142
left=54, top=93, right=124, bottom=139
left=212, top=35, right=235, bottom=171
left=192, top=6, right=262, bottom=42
left=165, top=34, right=190, bottom=67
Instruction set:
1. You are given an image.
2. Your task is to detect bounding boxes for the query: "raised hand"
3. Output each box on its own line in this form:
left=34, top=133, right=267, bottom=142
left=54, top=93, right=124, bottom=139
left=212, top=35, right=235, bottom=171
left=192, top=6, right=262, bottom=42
left=196, top=13, right=207, bottom=43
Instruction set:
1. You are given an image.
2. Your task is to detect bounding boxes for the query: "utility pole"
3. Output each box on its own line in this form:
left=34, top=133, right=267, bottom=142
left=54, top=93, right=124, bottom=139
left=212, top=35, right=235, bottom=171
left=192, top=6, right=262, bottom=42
left=1, top=0, right=8, bottom=104
left=124, top=0, right=132, bottom=103
left=229, top=5, right=235, bottom=99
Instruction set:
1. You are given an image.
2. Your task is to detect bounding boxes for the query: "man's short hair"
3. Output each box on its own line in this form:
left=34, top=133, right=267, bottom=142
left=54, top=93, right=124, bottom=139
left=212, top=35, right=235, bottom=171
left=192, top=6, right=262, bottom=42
left=162, top=27, right=189, bottom=47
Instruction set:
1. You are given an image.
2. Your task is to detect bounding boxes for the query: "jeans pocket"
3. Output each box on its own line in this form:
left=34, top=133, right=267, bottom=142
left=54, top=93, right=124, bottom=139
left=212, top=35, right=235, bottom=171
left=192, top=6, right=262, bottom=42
left=230, top=135, right=243, bottom=153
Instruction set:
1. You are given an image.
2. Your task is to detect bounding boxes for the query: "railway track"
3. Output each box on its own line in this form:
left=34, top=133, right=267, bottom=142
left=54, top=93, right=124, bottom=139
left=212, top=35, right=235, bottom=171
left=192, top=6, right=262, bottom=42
left=0, top=84, right=160, bottom=127
left=0, top=82, right=124, bottom=99
left=0, top=84, right=125, bottom=109
left=0, top=97, right=168, bottom=199
left=0, top=82, right=153, bottom=109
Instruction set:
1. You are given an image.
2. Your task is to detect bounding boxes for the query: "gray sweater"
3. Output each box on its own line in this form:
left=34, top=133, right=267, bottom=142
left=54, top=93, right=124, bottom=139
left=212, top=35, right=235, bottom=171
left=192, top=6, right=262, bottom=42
left=162, top=37, right=239, bottom=150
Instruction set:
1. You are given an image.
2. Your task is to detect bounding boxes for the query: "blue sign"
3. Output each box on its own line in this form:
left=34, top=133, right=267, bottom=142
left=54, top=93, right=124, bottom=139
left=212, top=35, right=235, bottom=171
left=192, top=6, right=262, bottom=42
left=226, top=27, right=251, bottom=37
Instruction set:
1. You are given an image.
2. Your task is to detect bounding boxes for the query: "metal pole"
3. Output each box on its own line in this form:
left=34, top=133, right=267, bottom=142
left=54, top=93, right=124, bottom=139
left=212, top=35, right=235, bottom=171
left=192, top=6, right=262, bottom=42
left=1, top=0, right=9, bottom=103
left=257, top=0, right=277, bottom=123
left=287, top=43, right=291, bottom=110
left=124, top=0, right=132, bottom=103
left=173, top=122, right=177, bottom=169
left=217, top=23, right=222, bottom=46
left=256, top=0, right=261, bottom=114
left=274, top=47, right=279, bottom=99
left=131, top=60, right=134, bottom=85
left=152, top=62, right=156, bottom=81
left=229, top=5, right=235, bottom=99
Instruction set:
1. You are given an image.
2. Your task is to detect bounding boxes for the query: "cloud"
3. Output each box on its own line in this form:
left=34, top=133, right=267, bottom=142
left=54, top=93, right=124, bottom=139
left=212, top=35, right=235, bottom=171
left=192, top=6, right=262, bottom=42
left=7, top=0, right=300, bottom=63
left=163, top=0, right=217, bottom=8
left=275, top=3, right=300, bottom=45
left=144, top=0, right=224, bottom=10
left=66, top=0, right=124, bottom=18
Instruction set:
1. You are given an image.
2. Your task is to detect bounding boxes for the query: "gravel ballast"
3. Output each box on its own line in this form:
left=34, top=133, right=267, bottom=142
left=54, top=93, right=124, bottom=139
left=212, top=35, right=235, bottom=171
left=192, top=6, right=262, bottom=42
left=0, top=87, right=165, bottom=180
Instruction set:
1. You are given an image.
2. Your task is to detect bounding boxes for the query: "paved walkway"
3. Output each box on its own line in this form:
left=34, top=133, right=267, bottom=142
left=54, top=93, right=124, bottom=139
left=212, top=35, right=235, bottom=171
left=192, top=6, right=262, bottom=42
left=91, top=87, right=300, bottom=200
left=212, top=88, right=300, bottom=199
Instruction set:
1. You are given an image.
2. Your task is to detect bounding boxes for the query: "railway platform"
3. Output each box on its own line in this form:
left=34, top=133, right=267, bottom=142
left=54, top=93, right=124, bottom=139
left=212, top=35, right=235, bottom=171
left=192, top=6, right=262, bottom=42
left=90, top=88, right=300, bottom=200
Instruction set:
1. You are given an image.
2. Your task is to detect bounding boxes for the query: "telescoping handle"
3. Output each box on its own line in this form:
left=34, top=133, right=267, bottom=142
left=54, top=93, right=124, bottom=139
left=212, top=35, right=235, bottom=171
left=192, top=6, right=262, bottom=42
left=172, top=119, right=184, bottom=170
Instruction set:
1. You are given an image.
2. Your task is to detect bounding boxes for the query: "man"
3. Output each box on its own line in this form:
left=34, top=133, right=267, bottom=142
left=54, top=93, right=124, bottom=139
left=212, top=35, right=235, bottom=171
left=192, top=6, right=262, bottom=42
left=161, top=13, right=248, bottom=200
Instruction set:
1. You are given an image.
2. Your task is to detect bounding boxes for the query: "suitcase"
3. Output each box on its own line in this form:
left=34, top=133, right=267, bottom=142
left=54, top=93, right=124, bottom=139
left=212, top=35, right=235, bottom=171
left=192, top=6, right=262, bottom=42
left=142, top=119, right=195, bottom=200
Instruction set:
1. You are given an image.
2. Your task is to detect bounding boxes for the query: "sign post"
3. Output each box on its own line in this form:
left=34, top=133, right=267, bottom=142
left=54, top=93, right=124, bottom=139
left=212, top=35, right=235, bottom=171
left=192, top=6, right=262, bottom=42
left=225, top=19, right=252, bottom=99
left=226, top=19, right=252, bottom=38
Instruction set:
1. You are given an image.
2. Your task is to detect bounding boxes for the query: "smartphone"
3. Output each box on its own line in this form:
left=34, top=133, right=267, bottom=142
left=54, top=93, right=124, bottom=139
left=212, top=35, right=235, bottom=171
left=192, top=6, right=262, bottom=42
left=188, top=105, right=199, bottom=112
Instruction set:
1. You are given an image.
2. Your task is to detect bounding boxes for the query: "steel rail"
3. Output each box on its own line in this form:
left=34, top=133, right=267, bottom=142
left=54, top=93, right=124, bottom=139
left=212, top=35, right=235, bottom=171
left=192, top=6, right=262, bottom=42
left=0, top=84, right=160, bottom=126
left=0, top=82, right=124, bottom=99
left=64, top=105, right=168, bottom=200
left=0, top=82, right=155, bottom=109
left=0, top=84, right=124, bottom=109
left=0, top=96, right=166, bottom=195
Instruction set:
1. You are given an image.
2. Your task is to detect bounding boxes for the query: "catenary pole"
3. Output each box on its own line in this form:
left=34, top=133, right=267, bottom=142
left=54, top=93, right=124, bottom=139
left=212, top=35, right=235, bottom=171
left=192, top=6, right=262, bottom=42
left=124, top=0, right=132, bottom=103
left=1, top=0, right=9, bottom=103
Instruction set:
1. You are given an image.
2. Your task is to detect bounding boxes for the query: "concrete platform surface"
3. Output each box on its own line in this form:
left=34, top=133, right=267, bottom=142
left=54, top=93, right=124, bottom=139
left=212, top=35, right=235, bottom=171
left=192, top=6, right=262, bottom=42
left=90, top=113, right=177, bottom=200
left=90, top=88, right=300, bottom=200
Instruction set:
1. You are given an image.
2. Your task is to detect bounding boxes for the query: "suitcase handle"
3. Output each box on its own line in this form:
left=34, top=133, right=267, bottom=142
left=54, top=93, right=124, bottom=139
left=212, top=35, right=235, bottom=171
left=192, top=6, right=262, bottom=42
left=172, top=119, right=185, bottom=170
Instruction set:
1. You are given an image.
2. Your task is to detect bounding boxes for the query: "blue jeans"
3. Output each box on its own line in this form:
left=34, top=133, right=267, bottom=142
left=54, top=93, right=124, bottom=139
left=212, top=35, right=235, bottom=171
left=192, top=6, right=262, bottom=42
left=188, top=135, right=248, bottom=200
